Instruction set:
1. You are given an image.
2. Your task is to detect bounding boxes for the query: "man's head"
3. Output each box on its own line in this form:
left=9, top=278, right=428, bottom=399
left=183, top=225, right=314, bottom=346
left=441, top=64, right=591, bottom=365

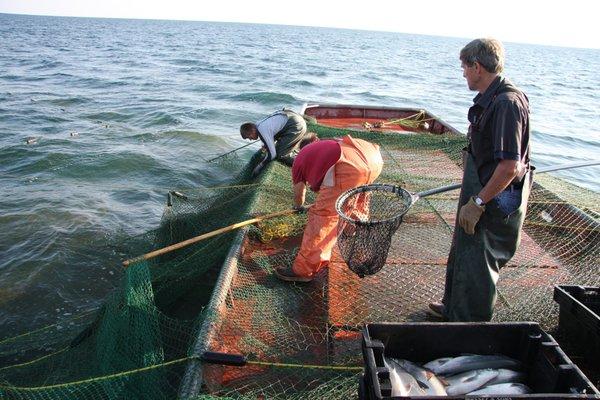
left=240, top=123, right=258, bottom=140
left=298, top=132, right=319, bottom=149
left=460, top=38, right=504, bottom=92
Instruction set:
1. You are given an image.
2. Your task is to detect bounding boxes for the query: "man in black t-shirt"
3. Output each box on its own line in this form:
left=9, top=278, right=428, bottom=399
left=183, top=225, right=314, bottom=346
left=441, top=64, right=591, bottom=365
left=428, top=38, right=533, bottom=321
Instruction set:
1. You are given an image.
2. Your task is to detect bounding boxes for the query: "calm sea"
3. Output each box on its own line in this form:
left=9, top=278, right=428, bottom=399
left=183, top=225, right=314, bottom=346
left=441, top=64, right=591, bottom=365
left=1, top=13, right=599, bottom=337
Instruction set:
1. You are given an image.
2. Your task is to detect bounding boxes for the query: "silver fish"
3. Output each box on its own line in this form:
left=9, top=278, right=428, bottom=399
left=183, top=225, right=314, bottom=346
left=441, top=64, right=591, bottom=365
left=385, top=358, right=426, bottom=397
left=468, top=382, right=532, bottom=395
left=444, top=368, right=499, bottom=396
left=391, top=358, right=447, bottom=396
left=423, top=357, right=453, bottom=373
left=486, top=368, right=526, bottom=385
left=424, top=354, right=521, bottom=375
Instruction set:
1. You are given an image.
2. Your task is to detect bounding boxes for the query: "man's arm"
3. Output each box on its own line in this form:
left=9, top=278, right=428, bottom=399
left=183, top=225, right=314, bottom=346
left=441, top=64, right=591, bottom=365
left=293, top=181, right=306, bottom=208
left=262, top=131, right=277, bottom=161
left=458, top=159, right=519, bottom=235
left=251, top=153, right=270, bottom=178
left=477, top=159, right=519, bottom=204
left=256, top=114, right=286, bottom=161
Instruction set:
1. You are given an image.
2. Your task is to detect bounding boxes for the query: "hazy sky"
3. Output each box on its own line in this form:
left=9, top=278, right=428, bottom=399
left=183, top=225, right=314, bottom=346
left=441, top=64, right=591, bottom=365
left=1, top=0, right=598, bottom=49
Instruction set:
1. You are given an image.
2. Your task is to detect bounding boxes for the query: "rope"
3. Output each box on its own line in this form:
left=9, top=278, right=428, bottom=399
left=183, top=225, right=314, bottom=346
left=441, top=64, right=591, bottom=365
left=0, top=347, right=68, bottom=372
left=0, top=356, right=362, bottom=391
left=363, top=111, right=434, bottom=130
left=0, top=312, right=94, bottom=346
left=0, top=357, right=192, bottom=391
left=247, top=360, right=362, bottom=372
left=207, top=140, right=259, bottom=162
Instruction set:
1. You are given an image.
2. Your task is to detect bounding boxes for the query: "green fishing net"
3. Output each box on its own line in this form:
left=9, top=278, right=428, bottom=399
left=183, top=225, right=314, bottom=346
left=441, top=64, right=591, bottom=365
left=1, top=123, right=598, bottom=399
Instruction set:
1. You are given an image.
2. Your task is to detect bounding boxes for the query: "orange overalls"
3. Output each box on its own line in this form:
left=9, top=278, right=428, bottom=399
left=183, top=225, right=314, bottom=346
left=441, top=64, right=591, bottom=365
left=292, top=135, right=383, bottom=278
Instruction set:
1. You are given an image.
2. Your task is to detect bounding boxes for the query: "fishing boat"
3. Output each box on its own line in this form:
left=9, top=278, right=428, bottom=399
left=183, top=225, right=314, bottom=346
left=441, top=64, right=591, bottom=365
left=1, top=103, right=597, bottom=399
left=176, top=103, right=600, bottom=398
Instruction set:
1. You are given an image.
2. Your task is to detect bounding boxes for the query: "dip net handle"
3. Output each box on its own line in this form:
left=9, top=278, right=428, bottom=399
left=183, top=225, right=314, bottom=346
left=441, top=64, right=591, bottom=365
left=412, top=160, right=600, bottom=201
left=536, top=160, right=600, bottom=174
left=414, top=183, right=462, bottom=201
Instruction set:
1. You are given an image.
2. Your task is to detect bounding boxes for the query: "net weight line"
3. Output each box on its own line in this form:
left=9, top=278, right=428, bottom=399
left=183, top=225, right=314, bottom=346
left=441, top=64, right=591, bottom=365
left=335, top=160, right=600, bottom=278
left=201, top=351, right=362, bottom=371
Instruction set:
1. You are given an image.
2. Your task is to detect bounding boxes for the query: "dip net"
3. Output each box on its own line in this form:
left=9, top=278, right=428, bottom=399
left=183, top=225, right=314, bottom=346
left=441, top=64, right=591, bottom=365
left=1, top=122, right=599, bottom=399
left=336, top=184, right=412, bottom=277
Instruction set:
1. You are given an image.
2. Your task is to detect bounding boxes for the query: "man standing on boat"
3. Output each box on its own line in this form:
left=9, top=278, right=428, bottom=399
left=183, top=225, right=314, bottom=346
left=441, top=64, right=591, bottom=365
left=275, top=135, right=383, bottom=282
left=429, top=38, right=533, bottom=321
left=240, top=109, right=312, bottom=177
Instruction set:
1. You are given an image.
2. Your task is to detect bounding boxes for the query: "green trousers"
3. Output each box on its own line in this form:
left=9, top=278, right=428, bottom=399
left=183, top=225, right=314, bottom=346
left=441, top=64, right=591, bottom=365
left=275, top=114, right=308, bottom=166
left=442, top=153, right=533, bottom=321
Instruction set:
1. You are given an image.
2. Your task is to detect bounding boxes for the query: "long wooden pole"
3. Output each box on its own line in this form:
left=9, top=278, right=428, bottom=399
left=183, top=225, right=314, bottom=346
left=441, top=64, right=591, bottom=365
left=122, top=206, right=310, bottom=267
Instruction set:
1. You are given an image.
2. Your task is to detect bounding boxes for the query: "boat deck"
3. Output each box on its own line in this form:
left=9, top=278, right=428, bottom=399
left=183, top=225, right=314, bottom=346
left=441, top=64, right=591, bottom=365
left=196, top=131, right=593, bottom=397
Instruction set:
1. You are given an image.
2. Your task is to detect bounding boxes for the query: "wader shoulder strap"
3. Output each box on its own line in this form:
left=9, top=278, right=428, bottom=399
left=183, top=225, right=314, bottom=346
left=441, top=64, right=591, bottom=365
left=475, top=84, right=523, bottom=130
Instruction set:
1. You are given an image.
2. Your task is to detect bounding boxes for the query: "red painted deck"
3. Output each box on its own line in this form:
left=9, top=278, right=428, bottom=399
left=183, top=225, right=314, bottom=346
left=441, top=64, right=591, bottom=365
left=302, top=103, right=460, bottom=135
left=315, top=117, right=413, bottom=133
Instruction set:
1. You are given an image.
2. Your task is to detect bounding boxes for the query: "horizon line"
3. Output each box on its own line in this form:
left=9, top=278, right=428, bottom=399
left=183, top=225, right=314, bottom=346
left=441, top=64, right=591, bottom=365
left=1, top=11, right=598, bottom=51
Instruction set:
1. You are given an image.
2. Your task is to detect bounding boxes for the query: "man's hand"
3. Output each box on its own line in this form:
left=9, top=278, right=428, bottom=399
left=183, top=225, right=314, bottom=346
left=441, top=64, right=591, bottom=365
left=293, top=182, right=307, bottom=210
left=251, top=154, right=270, bottom=178
left=458, top=197, right=485, bottom=235
left=293, top=205, right=308, bottom=214
left=251, top=161, right=266, bottom=178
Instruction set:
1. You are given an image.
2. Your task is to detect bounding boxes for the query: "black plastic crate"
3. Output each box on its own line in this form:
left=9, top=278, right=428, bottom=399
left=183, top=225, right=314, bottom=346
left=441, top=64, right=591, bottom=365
left=554, top=285, right=600, bottom=365
left=361, top=322, right=600, bottom=399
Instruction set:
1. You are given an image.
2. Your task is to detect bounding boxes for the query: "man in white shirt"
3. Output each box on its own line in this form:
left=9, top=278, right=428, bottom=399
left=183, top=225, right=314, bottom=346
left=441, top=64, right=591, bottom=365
left=240, top=109, right=313, bottom=177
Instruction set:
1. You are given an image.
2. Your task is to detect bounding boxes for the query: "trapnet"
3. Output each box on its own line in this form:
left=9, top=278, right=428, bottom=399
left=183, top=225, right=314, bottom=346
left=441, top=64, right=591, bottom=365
left=0, top=122, right=598, bottom=399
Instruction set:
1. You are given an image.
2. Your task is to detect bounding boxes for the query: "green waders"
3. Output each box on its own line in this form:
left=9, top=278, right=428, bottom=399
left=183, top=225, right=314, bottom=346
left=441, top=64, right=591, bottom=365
left=442, top=152, right=533, bottom=321
left=274, top=112, right=308, bottom=166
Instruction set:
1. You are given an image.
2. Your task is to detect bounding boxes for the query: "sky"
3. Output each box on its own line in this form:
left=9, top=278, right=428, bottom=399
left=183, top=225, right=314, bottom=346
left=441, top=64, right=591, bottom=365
left=0, top=0, right=598, bottom=49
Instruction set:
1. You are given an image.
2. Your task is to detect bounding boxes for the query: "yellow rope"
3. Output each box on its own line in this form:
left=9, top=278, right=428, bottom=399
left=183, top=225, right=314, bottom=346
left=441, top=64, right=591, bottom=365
left=362, top=111, right=436, bottom=131
left=248, top=360, right=362, bottom=372
left=382, top=111, right=432, bottom=127
left=0, top=356, right=361, bottom=391
left=0, top=347, right=68, bottom=371
left=0, top=312, right=94, bottom=346
left=384, top=117, right=435, bottom=126
left=0, top=356, right=192, bottom=391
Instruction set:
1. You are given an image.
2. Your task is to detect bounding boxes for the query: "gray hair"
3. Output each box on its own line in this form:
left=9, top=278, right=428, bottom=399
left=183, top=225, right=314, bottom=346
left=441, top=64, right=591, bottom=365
left=460, top=38, right=505, bottom=73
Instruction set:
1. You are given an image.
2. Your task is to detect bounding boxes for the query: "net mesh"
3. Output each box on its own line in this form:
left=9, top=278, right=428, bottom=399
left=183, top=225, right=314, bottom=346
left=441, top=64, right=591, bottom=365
left=0, top=123, right=599, bottom=399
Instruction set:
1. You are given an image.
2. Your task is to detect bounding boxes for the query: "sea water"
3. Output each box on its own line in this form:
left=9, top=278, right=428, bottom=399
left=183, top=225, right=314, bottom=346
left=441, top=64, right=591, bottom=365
left=0, top=13, right=599, bottom=337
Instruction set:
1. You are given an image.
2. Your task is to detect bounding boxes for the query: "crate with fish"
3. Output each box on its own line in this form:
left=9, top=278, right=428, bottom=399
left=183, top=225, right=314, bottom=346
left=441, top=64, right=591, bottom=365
left=554, top=285, right=600, bottom=365
left=360, top=322, right=600, bottom=399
